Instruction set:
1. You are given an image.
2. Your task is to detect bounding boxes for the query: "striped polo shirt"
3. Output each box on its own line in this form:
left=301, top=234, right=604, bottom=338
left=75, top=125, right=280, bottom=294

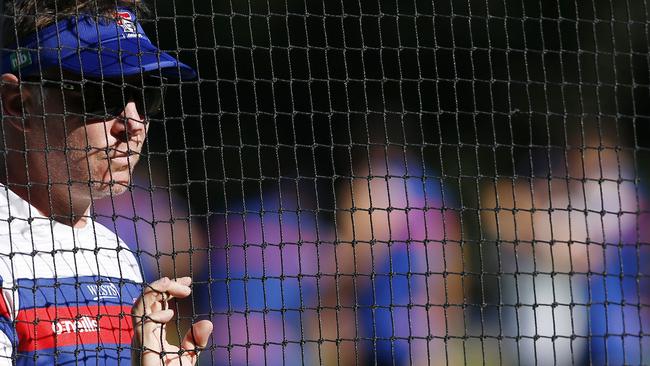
left=0, top=185, right=142, bottom=365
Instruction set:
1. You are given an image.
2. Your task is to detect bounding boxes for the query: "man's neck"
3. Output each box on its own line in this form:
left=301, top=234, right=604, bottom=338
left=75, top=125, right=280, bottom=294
left=3, top=179, right=91, bottom=228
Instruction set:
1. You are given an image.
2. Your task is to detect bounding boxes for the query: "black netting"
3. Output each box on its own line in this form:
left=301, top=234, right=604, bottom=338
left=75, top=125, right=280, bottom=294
left=0, top=0, right=648, bottom=365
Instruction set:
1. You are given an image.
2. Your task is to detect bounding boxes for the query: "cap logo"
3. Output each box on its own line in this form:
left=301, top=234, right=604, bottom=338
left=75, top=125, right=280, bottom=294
left=10, top=50, right=32, bottom=71
left=115, top=11, right=137, bottom=34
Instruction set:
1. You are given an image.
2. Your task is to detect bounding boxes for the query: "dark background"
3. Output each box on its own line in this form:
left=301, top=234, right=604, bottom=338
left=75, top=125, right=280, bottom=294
left=143, top=0, right=650, bottom=209
left=141, top=0, right=650, bottom=272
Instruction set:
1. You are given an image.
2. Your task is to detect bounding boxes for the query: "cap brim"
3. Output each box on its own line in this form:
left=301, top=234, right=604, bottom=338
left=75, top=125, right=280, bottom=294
left=58, top=36, right=197, bottom=80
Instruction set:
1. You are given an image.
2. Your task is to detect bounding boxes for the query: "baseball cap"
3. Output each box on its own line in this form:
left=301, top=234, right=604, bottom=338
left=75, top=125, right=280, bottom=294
left=0, top=7, right=196, bottom=80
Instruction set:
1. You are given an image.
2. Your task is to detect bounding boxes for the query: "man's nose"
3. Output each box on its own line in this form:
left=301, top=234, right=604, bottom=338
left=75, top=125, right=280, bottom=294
left=110, top=101, right=146, bottom=141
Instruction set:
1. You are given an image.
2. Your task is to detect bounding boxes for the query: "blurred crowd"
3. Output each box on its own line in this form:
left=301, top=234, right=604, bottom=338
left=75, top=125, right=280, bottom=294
left=94, top=124, right=649, bottom=365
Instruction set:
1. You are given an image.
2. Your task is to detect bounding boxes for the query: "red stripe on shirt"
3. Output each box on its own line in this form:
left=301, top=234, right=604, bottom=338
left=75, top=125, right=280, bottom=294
left=15, top=304, right=133, bottom=352
left=0, top=290, right=11, bottom=320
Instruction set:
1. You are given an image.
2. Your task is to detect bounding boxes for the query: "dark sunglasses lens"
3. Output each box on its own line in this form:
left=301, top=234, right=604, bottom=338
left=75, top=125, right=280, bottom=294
left=66, top=84, right=123, bottom=117
left=86, top=99, right=124, bottom=117
left=58, top=79, right=166, bottom=117
left=134, top=87, right=165, bottom=116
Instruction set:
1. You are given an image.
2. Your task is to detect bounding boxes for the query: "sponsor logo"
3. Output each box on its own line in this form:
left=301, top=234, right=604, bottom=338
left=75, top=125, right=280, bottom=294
left=52, top=316, right=98, bottom=335
left=86, top=282, right=120, bottom=301
left=10, top=51, right=32, bottom=71
left=115, top=11, right=137, bottom=33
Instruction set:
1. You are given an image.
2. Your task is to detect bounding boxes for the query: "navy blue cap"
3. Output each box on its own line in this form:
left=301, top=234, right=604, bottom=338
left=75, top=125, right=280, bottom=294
left=1, top=8, right=197, bottom=80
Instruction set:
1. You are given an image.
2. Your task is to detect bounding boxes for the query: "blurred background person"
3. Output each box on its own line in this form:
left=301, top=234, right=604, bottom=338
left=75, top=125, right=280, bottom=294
left=206, top=178, right=334, bottom=365
left=320, top=145, right=468, bottom=365
left=480, top=126, right=649, bottom=365
left=205, top=141, right=471, bottom=365
left=94, top=160, right=208, bottom=279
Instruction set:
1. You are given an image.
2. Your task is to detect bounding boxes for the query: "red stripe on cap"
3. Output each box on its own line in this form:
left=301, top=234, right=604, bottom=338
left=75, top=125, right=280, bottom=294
left=15, top=304, right=133, bottom=352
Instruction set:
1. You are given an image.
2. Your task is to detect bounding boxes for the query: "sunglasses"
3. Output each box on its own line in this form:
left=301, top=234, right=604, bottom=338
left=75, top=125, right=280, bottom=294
left=24, top=76, right=167, bottom=118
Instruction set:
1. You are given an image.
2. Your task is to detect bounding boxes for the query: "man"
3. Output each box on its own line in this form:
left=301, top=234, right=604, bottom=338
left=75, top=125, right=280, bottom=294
left=0, top=1, right=212, bottom=364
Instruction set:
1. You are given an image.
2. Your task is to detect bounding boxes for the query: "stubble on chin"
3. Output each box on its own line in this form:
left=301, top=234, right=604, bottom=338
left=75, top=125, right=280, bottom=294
left=90, top=183, right=129, bottom=199
left=88, top=176, right=132, bottom=200
left=87, top=156, right=140, bottom=199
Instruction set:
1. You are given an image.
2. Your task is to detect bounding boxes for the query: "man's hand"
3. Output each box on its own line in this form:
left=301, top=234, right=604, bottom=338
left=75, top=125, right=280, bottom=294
left=131, top=277, right=213, bottom=366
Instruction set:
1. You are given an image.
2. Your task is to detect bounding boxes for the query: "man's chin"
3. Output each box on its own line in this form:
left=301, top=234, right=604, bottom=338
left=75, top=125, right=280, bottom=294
left=90, top=180, right=131, bottom=200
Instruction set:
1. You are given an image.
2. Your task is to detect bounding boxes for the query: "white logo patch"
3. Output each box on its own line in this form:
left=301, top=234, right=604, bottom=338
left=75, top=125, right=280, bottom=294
left=86, top=282, right=120, bottom=301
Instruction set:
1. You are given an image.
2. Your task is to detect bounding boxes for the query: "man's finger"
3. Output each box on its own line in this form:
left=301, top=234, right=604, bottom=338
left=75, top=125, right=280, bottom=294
left=148, top=309, right=174, bottom=324
left=133, top=309, right=175, bottom=333
left=181, top=320, right=214, bottom=351
left=133, top=277, right=193, bottom=315
left=131, top=308, right=174, bottom=349
left=142, top=277, right=192, bottom=298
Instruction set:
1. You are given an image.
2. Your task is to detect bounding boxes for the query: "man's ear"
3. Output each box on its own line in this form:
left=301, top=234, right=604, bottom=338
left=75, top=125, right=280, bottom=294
left=0, top=73, right=31, bottom=131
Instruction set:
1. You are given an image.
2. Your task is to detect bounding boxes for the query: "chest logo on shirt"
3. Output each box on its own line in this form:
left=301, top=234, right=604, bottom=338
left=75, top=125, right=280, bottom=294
left=86, top=282, right=120, bottom=301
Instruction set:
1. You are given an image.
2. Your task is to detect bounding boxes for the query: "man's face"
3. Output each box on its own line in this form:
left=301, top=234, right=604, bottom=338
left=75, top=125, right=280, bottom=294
left=24, top=76, right=153, bottom=199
